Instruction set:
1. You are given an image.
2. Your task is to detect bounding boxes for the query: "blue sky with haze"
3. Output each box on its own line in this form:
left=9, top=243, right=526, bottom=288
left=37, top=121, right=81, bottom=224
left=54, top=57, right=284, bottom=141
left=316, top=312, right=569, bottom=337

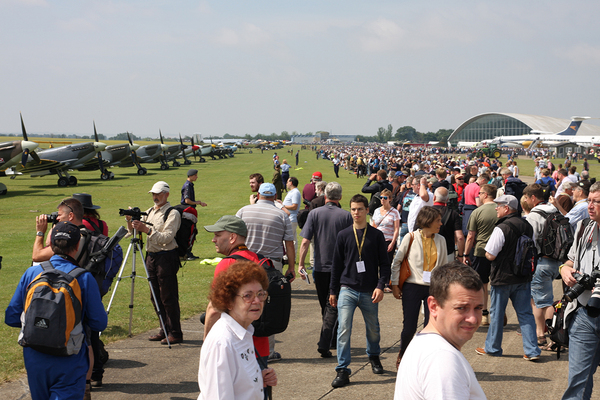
left=2, top=0, right=599, bottom=138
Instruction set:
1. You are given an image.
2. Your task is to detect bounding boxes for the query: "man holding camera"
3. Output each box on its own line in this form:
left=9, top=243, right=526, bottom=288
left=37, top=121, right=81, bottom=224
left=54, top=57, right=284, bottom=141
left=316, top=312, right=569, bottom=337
left=127, top=181, right=183, bottom=345
left=560, top=181, right=600, bottom=400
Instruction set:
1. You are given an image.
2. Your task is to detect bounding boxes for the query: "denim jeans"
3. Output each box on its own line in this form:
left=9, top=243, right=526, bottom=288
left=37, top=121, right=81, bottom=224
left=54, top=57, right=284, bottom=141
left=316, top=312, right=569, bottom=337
left=336, top=287, right=381, bottom=372
left=398, top=223, right=409, bottom=247
left=562, top=307, right=600, bottom=400
left=531, top=257, right=560, bottom=308
left=485, top=282, right=540, bottom=358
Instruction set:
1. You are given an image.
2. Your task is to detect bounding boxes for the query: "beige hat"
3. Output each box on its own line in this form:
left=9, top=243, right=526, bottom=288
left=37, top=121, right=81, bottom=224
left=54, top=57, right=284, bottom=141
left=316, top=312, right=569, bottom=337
left=149, top=181, right=170, bottom=194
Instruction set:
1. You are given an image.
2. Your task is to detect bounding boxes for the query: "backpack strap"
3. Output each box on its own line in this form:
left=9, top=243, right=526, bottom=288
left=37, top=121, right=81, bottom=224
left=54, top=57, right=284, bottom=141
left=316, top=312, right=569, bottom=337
left=40, top=260, right=54, bottom=272
left=163, top=207, right=174, bottom=222
left=76, top=230, right=92, bottom=265
left=441, top=207, right=452, bottom=227
left=83, top=217, right=103, bottom=235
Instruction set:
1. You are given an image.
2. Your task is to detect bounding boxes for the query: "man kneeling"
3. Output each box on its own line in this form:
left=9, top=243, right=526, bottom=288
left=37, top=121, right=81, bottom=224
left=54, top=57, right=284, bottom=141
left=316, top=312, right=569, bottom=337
left=395, top=261, right=486, bottom=399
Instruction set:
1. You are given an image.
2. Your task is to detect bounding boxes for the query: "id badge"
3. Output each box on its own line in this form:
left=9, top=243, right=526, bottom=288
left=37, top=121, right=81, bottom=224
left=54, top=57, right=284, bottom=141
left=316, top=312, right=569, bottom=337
left=356, top=261, right=366, bottom=273
left=423, top=271, right=431, bottom=283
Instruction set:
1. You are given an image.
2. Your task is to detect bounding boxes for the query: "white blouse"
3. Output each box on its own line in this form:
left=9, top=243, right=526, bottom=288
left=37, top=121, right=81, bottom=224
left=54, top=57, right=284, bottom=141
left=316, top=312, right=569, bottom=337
left=198, top=312, right=264, bottom=400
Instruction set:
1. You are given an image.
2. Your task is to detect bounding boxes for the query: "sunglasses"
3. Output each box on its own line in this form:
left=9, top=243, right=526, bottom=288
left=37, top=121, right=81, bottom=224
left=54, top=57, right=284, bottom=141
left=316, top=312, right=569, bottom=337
left=381, top=196, right=389, bottom=200
left=59, top=201, right=74, bottom=214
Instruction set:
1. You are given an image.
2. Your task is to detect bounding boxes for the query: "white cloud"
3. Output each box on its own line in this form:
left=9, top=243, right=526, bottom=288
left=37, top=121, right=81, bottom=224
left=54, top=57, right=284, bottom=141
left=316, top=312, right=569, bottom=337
left=212, top=23, right=272, bottom=48
left=57, top=17, right=96, bottom=32
left=357, top=18, right=405, bottom=52
left=558, top=44, right=600, bottom=66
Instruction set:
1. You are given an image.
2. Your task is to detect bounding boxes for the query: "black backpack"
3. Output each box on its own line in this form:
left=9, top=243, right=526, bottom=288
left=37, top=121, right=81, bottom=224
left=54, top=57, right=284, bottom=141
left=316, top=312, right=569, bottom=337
left=447, top=184, right=459, bottom=212
left=545, top=299, right=578, bottom=359
left=368, top=192, right=382, bottom=216
left=78, top=229, right=124, bottom=297
left=505, top=220, right=538, bottom=277
left=504, top=179, right=527, bottom=213
left=225, top=253, right=292, bottom=337
left=164, top=205, right=199, bottom=258
left=532, top=209, right=574, bottom=262
left=537, top=181, right=553, bottom=202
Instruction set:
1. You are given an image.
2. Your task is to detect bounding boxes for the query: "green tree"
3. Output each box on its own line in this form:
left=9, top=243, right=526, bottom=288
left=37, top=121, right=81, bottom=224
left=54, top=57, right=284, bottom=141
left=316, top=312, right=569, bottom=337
left=110, top=132, right=140, bottom=141
left=394, top=126, right=417, bottom=142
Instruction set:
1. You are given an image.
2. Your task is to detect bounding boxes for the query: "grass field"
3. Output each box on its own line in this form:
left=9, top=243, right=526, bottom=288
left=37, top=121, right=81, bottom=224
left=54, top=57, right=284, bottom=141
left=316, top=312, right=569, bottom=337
left=0, top=144, right=597, bottom=383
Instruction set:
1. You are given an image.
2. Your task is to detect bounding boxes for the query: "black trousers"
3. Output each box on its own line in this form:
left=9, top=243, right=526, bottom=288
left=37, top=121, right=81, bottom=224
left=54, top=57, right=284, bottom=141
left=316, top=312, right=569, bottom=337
left=313, top=271, right=338, bottom=351
left=146, top=250, right=182, bottom=338
left=399, top=282, right=431, bottom=356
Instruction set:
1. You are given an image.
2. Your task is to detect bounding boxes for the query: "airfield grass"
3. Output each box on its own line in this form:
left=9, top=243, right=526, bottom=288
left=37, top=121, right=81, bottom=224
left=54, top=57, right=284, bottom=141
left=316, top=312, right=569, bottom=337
left=0, top=146, right=597, bottom=384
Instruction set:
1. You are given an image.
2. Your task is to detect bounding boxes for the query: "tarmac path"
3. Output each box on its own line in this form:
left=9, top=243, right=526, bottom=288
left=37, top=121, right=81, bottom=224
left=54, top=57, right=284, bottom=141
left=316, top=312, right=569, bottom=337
left=1, top=278, right=596, bottom=400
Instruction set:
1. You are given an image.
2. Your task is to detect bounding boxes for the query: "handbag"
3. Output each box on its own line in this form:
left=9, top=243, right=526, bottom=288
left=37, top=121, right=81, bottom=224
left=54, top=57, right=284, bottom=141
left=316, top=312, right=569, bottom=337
left=398, top=233, right=414, bottom=289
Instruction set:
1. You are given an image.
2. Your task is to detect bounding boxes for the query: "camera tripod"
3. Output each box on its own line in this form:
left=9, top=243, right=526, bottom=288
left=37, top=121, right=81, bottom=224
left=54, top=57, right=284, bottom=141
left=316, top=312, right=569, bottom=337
left=106, top=227, right=172, bottom=348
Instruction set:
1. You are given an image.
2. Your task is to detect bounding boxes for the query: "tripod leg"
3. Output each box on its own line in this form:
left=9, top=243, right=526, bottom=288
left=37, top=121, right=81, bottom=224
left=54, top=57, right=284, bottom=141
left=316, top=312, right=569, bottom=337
left=106, top=240, right=135, bottom=316
left=137, top=242, right=171, bottom=348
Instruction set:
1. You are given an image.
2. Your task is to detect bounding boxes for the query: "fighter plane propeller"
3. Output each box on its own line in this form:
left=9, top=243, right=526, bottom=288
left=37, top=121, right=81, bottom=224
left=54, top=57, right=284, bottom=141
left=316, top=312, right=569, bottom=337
left=13, top=116, right=107, bottom=187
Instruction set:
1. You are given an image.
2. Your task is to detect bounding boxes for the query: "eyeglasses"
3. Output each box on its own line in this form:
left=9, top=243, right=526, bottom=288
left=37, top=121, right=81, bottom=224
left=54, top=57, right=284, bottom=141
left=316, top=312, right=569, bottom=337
left=238, top=290, right=268, bottom=303
left=381, top=196, right=389, bottom=200
left=478, top=192, right=486, bottom=195
left=589, top=200, right=600, bottom=207
left=59, top=201, right=74, bottom=214
left=456, top=178, right=464, bottom=180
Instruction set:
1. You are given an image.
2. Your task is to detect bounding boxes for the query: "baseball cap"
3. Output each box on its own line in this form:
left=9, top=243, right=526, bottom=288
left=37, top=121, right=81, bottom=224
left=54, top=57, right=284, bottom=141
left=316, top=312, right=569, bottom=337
left=204, top=215, right=247, bottom=237
left=312, top=172, right=322, bottom=181
left=258, top=183, right=277, bottom=196
left=395, top=171, right=405, bottom=177
left=494, top=195, right=518, bottom=211
left=149, top=181, right=170, bottom=194
left=51, top=221, right=81, bottom=247
left=187, top=169, right=198, bottom=177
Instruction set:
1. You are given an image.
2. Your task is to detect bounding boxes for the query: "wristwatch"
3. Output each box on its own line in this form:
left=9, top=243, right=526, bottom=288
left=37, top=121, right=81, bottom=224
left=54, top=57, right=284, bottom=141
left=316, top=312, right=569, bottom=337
left=36, top=231, right=44, bottom=237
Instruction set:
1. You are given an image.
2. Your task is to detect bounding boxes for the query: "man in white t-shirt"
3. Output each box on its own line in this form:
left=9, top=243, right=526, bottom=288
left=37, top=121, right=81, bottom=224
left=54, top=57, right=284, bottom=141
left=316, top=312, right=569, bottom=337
left=395, top=261, right=487, bottom=400
left=280, top=176, right=302, bottom=255
left=406, top=176, right=433, bottom=233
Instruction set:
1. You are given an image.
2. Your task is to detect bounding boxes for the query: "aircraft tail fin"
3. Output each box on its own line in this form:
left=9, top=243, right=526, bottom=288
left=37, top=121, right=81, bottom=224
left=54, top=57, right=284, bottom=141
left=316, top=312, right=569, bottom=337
left=556, top=117, right=589, bottom=135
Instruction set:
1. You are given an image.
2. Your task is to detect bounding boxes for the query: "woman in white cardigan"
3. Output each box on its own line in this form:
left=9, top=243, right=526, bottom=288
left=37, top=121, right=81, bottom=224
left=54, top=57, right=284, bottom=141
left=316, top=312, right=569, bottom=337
left=390, top=206, right=447, bottom=368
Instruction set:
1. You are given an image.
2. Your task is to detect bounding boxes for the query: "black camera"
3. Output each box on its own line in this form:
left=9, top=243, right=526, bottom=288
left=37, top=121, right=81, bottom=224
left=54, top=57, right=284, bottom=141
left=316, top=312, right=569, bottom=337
left=45, top=211, right=59, bottom=224
left=119, top=207, right=147, bottom=221
left=565, top=270, right=600, bottom=317
left=564, top=271, right=599, bottom=302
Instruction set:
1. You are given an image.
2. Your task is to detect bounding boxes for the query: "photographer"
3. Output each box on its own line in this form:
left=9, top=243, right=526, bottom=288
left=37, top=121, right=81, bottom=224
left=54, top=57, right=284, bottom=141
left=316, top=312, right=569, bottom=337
left=560, top=181, right=600, bottom=400
left=126, top=181, right=183, bottom=345
left=33, top=198, right=86, bottom=262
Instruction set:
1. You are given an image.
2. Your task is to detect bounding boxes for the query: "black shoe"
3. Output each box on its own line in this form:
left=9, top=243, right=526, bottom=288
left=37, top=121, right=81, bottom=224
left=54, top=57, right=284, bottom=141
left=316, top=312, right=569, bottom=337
left=318, top=349, right=333, bottom=358
left=90, top=378, right=103, bottom=388
left=369, top=356, right=384, bottom=374
left=331, top=370, right=350, bottom=388
left=185, top=253, right=199, bottom=261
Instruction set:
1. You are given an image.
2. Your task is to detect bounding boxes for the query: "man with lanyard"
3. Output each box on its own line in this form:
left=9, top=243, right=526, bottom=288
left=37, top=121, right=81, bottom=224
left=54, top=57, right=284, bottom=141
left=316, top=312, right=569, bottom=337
left=128, top=181, right=183, bottom=345
left=298, top=182, right=353, bottom=359
left=201, top=215, right=270, bottom=364
left=329, top=194, right=390, bottom=388
left=180, top=169, right=207, bottom=261
left=559, top=181, right=600, bottom=400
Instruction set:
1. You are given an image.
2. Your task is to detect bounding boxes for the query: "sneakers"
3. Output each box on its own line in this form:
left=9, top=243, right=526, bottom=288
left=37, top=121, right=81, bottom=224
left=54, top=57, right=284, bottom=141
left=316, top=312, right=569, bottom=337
left=268, top=352, right=282, bottom=362
left=185, top=253, right=199, bottom=261
left=331, top=370, right=350, bottom=388
left=523, top=354, right=540, bottom=361
left=369, top=356, right=384, bottom=374
left=481, top=313, right=489, bottom=326
left=318, top=349, right=333, bottom=358
left=475, top=347, right=487, bottom=356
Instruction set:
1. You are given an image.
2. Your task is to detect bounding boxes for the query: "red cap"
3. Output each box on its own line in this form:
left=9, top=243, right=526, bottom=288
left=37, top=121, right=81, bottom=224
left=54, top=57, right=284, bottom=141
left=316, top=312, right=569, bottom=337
left=312, top=172, right=322, bottom=180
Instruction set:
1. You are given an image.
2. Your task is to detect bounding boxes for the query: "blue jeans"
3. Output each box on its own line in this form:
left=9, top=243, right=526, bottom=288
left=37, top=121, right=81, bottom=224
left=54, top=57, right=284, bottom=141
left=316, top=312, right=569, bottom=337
left=531, top=257, right=560, bottom=308
left=562, top=307, right=600, bottom=400
left=336, top=287, right=381, bottom=372
left=485, top=283, right=540, bottom=358
left=398, top=223, right=409, bottom=247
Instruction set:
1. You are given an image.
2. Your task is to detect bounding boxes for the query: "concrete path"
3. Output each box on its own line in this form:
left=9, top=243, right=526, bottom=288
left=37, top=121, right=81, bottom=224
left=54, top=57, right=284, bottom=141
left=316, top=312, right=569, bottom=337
left=1, top=278, right=596, bottom=400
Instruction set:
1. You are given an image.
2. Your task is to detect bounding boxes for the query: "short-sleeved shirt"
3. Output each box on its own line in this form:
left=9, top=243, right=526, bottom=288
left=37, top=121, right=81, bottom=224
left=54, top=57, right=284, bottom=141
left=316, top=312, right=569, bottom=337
left=283, top=187, right=301, bottom=223
left=466, top=202, right=498, bottom=257
left=236, top=200, right=294, bottom=260
left=181, top=180, right=195, bottom=207
left=407, top=190, right=433, bottom=232
left=372, top=207, right=401, bottom=242
left=463, top=182, right=479, bottom=206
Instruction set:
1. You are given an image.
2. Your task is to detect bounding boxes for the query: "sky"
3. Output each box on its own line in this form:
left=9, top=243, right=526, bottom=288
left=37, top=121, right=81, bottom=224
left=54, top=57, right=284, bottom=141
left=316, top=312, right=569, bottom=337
left=1, top=0, right=600, bottom=139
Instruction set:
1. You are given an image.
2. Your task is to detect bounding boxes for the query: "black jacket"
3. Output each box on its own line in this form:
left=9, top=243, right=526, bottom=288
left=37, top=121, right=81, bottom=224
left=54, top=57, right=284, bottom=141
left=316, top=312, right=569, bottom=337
left=362, top=179, right=393, bottom=199
left=490, top=213, right=533, bottom=286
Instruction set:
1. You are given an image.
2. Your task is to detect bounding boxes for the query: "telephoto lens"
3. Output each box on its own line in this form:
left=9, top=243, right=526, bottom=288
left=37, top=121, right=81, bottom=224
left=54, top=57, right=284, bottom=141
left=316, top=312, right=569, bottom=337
left=586, top=277, right=600, bottom=317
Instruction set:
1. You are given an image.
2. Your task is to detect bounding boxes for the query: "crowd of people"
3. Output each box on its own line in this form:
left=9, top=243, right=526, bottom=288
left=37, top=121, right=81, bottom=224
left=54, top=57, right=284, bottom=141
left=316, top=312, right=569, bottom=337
left=5, top=144, right=600, bottom=400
